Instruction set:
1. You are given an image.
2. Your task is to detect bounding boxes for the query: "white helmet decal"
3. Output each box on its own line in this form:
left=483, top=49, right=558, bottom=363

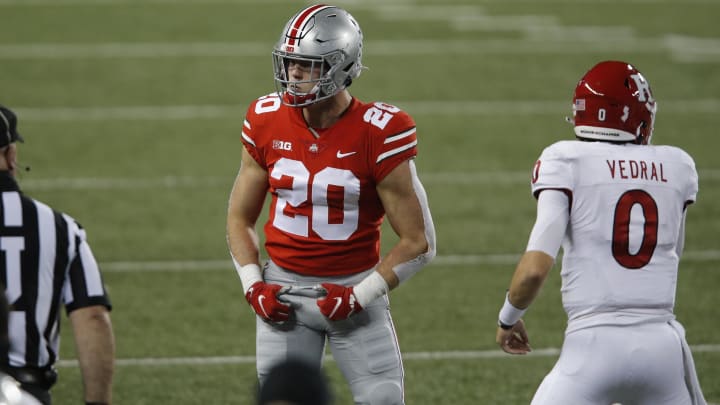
left=630, top=72, right=653, bottom=103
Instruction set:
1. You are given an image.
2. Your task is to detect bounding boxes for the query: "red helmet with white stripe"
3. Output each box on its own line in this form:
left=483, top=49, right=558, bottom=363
left=272, top=5, right=364, bottom=107
left=572, top=60, right=657, bottom=145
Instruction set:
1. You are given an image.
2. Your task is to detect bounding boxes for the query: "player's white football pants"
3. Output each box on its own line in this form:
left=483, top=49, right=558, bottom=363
left=531, top=321, right=702, bottom=405
left=255, top=260, right=404, bottom=405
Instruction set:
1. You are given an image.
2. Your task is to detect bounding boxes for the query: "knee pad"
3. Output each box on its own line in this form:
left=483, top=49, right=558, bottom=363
left=358, top=381, right=403, bottom=405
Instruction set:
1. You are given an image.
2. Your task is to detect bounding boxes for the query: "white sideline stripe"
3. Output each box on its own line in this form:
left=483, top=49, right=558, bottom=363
left=20, top=169, right=720, bottom=191
left=99, top=250, right=720, bottom=272
left=22, top=176, right=233, bottom=190
left=0, top=0, right=714, bottom=5
left=0, top=36, right=717, bottom=60
left=11, top=99, right=720, bottom=122
left=55, top=344, right=720, bottom=368
left=0, top=0, right=712, bottom=5
left=0, top=0, right=299, bottom=4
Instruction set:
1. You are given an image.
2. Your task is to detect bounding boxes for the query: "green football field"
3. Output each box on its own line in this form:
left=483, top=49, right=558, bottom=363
left=1, top=0, right=718, bottom=404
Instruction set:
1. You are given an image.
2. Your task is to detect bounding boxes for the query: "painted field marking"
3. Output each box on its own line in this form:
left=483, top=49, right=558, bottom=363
left=0, top=0, right=715, bottom=5
left=98, top=250, right=720, bottom=273
left=11, top=99, right=720, bottom=122
left=19, top=168, right=720, bottom=192
left=55, top=344, right=720, bottom=367
left=0, top=37, right=717, bottom=62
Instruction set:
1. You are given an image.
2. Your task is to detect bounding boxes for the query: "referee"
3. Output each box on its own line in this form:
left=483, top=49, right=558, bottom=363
left=0, top=104, right=115, bottom=405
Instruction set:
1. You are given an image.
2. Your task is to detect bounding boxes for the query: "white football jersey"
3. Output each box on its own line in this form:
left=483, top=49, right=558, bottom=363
left=531, top=140, right=698, bottom=331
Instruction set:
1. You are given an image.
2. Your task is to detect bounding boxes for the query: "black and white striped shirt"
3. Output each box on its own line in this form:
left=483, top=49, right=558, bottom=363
left=0, top=172, right=111, bottom=369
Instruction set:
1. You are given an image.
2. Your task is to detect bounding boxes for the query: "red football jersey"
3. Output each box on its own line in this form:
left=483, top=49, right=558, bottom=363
left=241, top=93, right=418, bottom=276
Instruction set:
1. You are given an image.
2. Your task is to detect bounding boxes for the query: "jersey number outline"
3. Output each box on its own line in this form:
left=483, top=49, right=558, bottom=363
left=611, top=189, right=658, bottom=269
left=271, top=158, right=360, bottom=241
left=363, top=102, right=400, bottom=130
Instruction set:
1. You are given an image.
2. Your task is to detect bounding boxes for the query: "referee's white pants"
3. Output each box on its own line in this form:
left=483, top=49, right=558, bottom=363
left=531, top=321, right=704, bottom=405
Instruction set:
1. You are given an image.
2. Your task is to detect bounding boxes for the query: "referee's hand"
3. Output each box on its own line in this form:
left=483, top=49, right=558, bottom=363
left=245, top=281, right=292, bottom=322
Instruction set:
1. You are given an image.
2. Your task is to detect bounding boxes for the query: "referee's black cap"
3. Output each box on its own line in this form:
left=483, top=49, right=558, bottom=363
left=0, top=104, right=25, bottom=147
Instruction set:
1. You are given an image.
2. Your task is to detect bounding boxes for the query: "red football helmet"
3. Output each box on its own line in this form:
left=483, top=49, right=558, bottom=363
left=571, top=60, right=657, bottom=145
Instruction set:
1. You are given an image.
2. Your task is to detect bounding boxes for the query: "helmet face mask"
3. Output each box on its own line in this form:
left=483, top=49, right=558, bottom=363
left=273, top=52, right=333, bottom=106
left=272, top=5, right=364, bottom=107
left=571, top=61, right=657, bottom=145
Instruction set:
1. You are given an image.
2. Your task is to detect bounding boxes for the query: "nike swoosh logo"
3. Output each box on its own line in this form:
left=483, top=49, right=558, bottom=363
left=328, top=297, right=343, bottom=319
left=336, top=151, right=357, bottom=158
left=258, top=295, right=270, bottom=318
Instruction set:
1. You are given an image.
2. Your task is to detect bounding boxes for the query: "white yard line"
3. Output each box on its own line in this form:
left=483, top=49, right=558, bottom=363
left=0, top=37, right=716, bottom=63
left=0, top=0, right=298, bottom=4
left=0, top=0, right=714, bottom=6
left=22, top=175, right=233, bottom=190
left=99, top=250, right=720, bottom=273
left=0, top=38, right=675, bottom=58
left=20, top=172, right=529, bottom=191
left=19, top=168, right=720, bottom=192
left=11, top=99, right=720, bottom=122
left=55, top=344, right=720, bottom=367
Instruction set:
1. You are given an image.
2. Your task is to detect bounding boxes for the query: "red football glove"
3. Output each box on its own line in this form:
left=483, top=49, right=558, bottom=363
left=317, top=283, right=363, bottom=321
left=245, top=281, right=292, bottom=323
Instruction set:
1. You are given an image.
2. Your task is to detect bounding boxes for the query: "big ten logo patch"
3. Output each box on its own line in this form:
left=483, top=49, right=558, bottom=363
left=273, top=140, right=293, bottom=151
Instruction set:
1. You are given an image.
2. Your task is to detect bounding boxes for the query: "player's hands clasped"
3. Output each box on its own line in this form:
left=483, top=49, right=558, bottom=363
left=245, top=281, right=292, bottom=322
left=317, top=283, right=363, bottom=321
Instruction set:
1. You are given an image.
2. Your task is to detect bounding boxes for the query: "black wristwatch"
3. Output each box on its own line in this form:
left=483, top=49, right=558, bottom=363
left=498, top=320, right=514, bottom=330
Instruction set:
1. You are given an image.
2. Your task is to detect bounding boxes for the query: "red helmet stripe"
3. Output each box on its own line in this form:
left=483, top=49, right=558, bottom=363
left=285, top=4, right=332, bottom=47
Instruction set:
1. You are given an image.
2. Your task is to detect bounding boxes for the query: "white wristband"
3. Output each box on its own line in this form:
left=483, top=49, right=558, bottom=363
left=233, top=258, right=263, bottom=295
left=353, top=271, right=389, bottom=308
left=498, top=292, right=527, bottom=326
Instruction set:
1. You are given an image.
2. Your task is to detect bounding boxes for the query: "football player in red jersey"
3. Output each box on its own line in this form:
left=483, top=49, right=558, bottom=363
left=495, top=61, right=707, bottom=404
left=226, top=5, right=436, bottom=404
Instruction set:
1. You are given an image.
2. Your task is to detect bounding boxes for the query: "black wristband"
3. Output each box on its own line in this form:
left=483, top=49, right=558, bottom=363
left=498, top=320, right=514, bottom=330
left=86, top=402, right=109, bottom=405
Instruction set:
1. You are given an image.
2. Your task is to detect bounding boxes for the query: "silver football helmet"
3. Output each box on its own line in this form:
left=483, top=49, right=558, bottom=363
left=272, top=5, right=364, bottom=107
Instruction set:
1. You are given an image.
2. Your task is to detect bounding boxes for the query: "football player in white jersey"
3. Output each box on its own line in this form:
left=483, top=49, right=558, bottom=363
left=495, top=61, right=707, bottom=405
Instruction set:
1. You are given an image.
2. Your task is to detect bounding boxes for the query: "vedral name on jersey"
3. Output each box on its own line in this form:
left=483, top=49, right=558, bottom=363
left=606, top=159, right=667, bottom=183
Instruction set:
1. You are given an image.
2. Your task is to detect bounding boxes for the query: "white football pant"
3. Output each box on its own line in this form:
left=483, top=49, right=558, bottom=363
left=531, top=322, right=695, bottom=405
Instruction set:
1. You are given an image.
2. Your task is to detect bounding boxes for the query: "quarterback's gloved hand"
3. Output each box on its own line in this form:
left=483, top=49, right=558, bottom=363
left=245, top=281, right=292, bottom=322
left=317, top=283, right=363, bottom=321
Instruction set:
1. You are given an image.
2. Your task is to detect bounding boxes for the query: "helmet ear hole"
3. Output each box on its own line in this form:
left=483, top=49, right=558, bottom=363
left=342, top=63, right=355, bottom=86
left=635, top=121, right=651, bottom=144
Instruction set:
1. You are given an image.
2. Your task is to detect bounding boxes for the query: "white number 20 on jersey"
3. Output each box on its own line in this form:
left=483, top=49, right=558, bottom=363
left=271, top=158, right=360, bottom=241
